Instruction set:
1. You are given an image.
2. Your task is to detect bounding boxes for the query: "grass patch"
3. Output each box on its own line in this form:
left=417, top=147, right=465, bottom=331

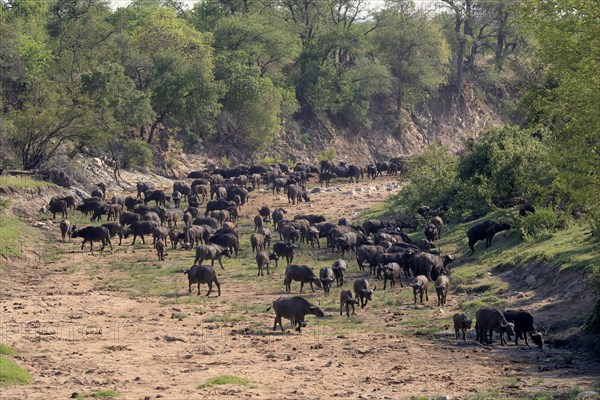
left=459, top=294, right=506, bottom=315
left=0, top=344, right=17, bottom=356
left=0, top=214, right=26, bottom=260
left=0, top=176, right=49, bottom=189
left=0, top=356, right=32, bottom=387
left=203, top=315, right=243, bottom=323
left=76, top=390, right=121, bottom=399
left=465, top=391, right=501, bottom=400
left=197, top=375, right=251, bottom=389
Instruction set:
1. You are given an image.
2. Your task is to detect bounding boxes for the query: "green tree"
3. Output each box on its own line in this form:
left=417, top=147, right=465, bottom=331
left=133, top=7, right=223, bottom=143
left=373, top=3, right=450, bottom=111
left=458, top=126, right=557, bottom=208
left=521, top=0, right=600, bottom=227
left=8, top=79, right=93, bottom=169
left=212, top=13, right=301, bottom=79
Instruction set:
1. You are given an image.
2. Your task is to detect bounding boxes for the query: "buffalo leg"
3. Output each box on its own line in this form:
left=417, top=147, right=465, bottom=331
left=197, top=283, right=201, bottom=295
left=214, top=278, right=221, bottom=296
left=469, top=241, right=475, bottom=255
left=218, top=258, right=224, bottom=269
left=206, top=282, right=212, bottom=297
left=300, top=282, right=304, bottom=292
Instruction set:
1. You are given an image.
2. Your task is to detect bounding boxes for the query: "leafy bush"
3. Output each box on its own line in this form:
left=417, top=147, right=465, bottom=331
left=120, top=139, right=152, bottom=170
left=393, top=127, right=561, bottom=223
left=260, top=155, right=281, bottom=166
left=518, top=208, right=568, bottom=241
left=219, top=155, right=231, bottom=168
left=458, top=126, right=557, bottom=207
left=392, top=145, right=469, bottom=221
left=317, top=149, right=336, bottom=162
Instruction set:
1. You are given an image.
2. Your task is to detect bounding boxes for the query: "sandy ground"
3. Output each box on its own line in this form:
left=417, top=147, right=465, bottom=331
left=1, top=176, right=599, bottom=400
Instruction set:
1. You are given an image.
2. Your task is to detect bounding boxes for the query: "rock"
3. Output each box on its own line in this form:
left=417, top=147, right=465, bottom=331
left=164, top=335, right=185, bottom=343
left=69, top=187, right=91, bottom=200
left=342, top=190, right=355, bottom=196
left=525, top=275, right=536, bottom=287
left=438, top=396, right=451, bottom=400
left=577, top=392, right=599, bottom=399
left=310, top=187, right=321, bottom=194
left=500, top=271, right=513, bottom=278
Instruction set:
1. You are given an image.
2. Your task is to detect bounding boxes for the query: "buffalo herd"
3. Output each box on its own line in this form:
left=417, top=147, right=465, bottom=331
left=48, top=159, right=542, bottom=349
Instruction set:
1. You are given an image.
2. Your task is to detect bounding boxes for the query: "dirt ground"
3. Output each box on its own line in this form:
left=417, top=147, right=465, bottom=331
left=1, top=176, right=599, bottom=400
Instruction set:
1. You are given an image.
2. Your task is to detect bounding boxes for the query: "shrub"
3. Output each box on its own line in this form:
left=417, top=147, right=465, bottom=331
left=220, top=155, right=231, bottom=167
left=392, top=145, right=467, bottom=221
left=120, top=139, right=152, bottom=169
left=260, top=155, right=281, bottom=166
left=458, top=126, right=557, bottom=208
left=518, top=208, right=568, bottom=241
left=317, top=149, right=336, bottom=162
left=393, top=127, right=559, bottom=222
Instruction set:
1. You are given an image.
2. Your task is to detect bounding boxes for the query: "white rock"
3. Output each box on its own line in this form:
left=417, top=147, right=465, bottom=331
left=310, top=187, right=321, bottom=194
left=525, top=275, right=536, bottom=287
left=342, top=190, right=355, bottom=196
left=439, top=396, right=451, bottom=400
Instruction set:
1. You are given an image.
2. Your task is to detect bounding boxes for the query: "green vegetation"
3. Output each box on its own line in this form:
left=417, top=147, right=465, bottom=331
left=0, top=0, right=532, bottom=168
left=120, top=139, right=153, bottom=169
left=317, top=149, right=336, bottom=162
left=0, top=214, right=23, bottom=260
left=75, top=390, right=120, bottom=399
left=0, top=176, right=48, bottom=189
left=197, top=375, right=251, bottom=389
left=0, top=344, right=17, bottom=356
left=0, top=345, right=32, bottom=387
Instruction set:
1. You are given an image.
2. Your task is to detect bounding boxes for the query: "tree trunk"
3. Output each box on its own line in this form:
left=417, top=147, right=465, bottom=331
left=495, top=7, right=508, bottom=69
left=148, top=118, right=161, bottom=145
left=456, top=36, right=466, bottom=93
